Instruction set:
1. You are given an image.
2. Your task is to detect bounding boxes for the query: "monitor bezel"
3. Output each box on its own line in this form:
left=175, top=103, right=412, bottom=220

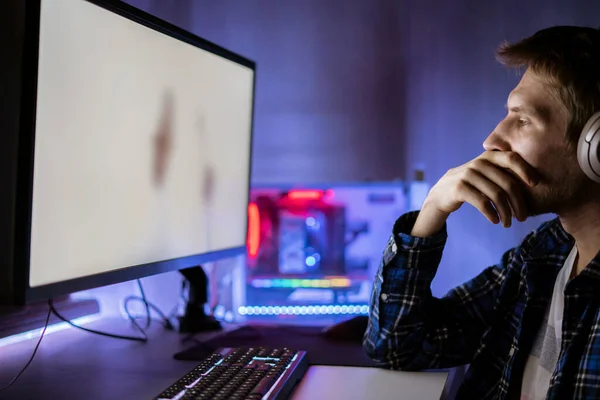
left=11, top=0, right=256, bottom=305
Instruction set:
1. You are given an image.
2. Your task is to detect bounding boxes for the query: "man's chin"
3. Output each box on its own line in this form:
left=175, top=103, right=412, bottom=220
left=524, top=187, right=590, bottom=217
left=523, top=187, right=562, bottom=217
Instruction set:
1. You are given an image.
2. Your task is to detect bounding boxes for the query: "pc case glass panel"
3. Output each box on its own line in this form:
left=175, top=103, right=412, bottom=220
left=242, top=182, right=407, bottom=323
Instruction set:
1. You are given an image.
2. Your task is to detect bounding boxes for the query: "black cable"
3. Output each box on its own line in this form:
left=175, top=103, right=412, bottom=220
left=120, top=301, right=149, bottom=338
left=0, top=294, right=149, bottom=396
left=122, top=280, right=175, bottom=331
left=0, top=299, right=52, bottom=394
left=50, top=301, right=147, bottom=342
left=0, top=293, right=152, bottom=394
left=136, top=279, right=152, bottom=329
left=123, top=296, right=175, bottom=330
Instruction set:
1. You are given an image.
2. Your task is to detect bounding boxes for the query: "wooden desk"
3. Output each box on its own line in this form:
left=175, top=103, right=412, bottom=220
left=0, top=318, right=209, bottom=400
left=0, top=318, right=455, bottom=399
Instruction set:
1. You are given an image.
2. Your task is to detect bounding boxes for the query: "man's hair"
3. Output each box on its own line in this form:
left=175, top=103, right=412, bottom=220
left=496, top=26, right=600, bottom=147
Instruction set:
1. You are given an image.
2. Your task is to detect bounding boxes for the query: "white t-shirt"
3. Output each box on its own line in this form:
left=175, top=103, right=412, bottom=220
left=520, top=245, right=577, bottom=400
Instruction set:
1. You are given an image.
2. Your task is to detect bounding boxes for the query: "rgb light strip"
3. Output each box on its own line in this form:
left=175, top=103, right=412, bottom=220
left=249, top=277, right=352, bottom=289
left=238, top=304, right=369, bottom=316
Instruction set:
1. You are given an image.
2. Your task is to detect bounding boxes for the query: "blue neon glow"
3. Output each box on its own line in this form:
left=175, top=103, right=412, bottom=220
left=305, top=217, right=316, bottom=227
left=0, top=314, right=101, bottom=348
left=305, top=256, right=316, bottom=267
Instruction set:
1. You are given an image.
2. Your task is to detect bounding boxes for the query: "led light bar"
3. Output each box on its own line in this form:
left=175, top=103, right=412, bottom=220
left=238, top=304, right=369, bottom=316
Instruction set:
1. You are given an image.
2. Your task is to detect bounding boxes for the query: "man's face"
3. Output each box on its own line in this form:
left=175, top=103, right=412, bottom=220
left=483, top=70, right=590, bottom=216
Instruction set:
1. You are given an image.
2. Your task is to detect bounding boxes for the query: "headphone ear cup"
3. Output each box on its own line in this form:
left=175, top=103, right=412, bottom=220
left=590, top=129, right=600, bottom=178
left=577, top=112, right=600, bottom=183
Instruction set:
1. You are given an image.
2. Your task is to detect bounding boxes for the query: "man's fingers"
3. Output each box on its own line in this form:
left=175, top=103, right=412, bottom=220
left=462, top=169, right=513, bottom=227
left=457, top=182, right=500, bottom=224
left=483, top=151, right=540, bottom=187
left=471, top=159, right=528, bottom=221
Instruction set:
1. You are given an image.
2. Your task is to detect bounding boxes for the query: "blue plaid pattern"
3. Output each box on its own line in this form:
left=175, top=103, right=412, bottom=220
left=363, top=211, right=600, bottom=399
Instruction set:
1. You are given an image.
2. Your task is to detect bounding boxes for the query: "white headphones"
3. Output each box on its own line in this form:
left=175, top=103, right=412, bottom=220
left=577, top=111, right=600, bottom=183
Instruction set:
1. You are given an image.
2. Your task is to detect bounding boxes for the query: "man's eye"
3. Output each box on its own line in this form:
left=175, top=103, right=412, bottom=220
left=518, top=118, right=530, bottom=126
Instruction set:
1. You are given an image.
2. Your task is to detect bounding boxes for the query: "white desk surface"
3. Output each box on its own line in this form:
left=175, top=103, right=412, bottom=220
left=291, top=365, right=449, bottom=400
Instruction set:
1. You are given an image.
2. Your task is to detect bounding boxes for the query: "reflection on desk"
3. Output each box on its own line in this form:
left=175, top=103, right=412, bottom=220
left=0, top=317, right=451, bottom=400
left=292, top=365, right=448, bottom=400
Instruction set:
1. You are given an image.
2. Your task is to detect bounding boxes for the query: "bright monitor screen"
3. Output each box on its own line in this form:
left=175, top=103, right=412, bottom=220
left=28, top=0, right=254, bottom=287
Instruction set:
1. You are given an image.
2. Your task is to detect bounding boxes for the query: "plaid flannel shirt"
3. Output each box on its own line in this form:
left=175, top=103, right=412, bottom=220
left=363, top=211, right=600, bottom=400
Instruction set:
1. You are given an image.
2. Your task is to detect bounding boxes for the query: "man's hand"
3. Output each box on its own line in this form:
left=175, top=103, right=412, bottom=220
left=411, top=151, right=539, bottom=237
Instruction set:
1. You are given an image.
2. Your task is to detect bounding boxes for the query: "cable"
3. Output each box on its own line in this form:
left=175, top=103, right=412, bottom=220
left=50, top=301, right=147, bottom=342
left=122, top=280, right=175, bottom=331
left=0, top=299, right=52, bottom=395
left=137, top=279, right=152, bottom=329
left=0, top=294, right=149, bottom=395
left=123, top=296, right=175, bottom=330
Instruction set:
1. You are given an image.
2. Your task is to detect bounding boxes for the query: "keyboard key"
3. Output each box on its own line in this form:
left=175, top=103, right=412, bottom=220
left=154, top=347, right=308, bottom=400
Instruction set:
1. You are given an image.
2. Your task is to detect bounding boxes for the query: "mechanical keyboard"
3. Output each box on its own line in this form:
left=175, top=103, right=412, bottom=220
left=155, top=346, right=308, bottom=400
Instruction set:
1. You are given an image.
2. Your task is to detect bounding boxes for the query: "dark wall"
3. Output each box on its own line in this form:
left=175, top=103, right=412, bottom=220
left=196, top=0, right=406, bottom=184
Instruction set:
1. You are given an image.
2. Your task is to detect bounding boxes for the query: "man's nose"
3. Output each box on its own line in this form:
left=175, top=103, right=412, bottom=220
left=483, top=128, right=511, bottom=152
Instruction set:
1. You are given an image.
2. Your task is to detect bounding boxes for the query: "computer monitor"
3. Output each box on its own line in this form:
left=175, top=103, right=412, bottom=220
left=2, top=0, right=255, bottom=305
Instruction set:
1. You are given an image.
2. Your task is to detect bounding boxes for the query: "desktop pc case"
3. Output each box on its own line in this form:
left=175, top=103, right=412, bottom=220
left=238, top=182, right=407, bottom=321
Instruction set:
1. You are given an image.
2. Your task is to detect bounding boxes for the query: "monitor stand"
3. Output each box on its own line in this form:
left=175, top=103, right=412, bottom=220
left=177, top=266, right=222, bottom=333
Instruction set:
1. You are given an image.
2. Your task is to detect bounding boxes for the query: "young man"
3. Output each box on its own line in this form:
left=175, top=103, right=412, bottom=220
left=363, top=26, right=600, bottom=400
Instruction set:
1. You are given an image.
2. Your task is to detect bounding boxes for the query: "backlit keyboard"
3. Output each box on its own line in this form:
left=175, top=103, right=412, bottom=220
left=155, top=346, right=308, bottom=400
